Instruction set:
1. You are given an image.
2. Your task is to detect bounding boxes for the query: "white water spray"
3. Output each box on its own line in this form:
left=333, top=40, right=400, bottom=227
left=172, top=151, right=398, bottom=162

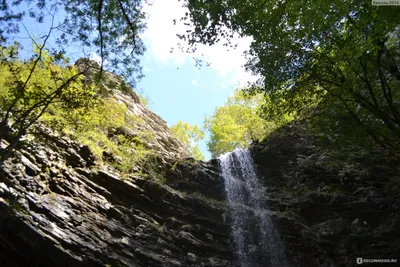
left=219, top=148, right=286, bottom=267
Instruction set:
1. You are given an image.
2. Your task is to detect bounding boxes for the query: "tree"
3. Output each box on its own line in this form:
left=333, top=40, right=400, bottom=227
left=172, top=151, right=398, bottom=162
left=204, top=89, right=287, bottom=158
left=0, top=42, right=96, bottom=166
left=41, top=94, right=153, bottom=172
left=0, top=0, right=147, bottom=85
left=0, top=0, right=149, bottom=166
left=180, top=0, right=400, bottom=152
left=170, top=121, right=205, bottom=160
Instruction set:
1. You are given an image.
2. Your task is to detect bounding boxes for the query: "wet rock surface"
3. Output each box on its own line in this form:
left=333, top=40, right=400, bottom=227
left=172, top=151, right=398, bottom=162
left=1, top=110, right=399, bottom=267
left=249, top=121, right=400, bottom=266
left=0, top=128, right=231, bottom=267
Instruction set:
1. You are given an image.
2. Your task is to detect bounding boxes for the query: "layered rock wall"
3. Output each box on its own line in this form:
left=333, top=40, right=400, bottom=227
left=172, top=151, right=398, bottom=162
left=0, top=129, right=232, bottom=266
left=249, top=122, right=400, bottom=266
left=1, top=64, right=399, bottom=266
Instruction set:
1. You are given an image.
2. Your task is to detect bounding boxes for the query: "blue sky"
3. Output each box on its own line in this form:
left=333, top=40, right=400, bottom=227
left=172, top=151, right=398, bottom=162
left=136, top=0, right=256, bottom=159
left=11, top=0, right=256, bottom=160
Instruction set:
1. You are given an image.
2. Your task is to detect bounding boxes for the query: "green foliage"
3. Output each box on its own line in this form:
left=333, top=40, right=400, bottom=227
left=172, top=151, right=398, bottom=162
left=0, top=44, right=152, bottom=172
left=137, top=92, right=152, bottom=108
left=0, top=44, right=93, bottom=115
left=0, top=0, right=147, bottom=86
left=0, top=43, right=97, bottom=165
left=181, top=0, right=399, bottom=90
left=42, top=98, right=153, bottom=172
left=181, top=0, right=400, bottom=154
left=0, top=0, right=152, bottom=169
left=170, top=121, right=205, bottom=160
left=204, top=89, right=291, bottom=158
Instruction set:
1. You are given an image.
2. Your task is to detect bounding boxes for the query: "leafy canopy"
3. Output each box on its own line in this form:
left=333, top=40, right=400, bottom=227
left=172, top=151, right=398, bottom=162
left=204, top=89, right=291, bottom=158
left=180, top=0, right=399, bottom=88
left=42, top=96, right=153, bottom=172
left=0, top=0, right=147, bottom=85
left=170, top=121, right=205, bottom=160
left=181, top=0, right=400, bottom=153
left=0, top=42, right=97, bottom=164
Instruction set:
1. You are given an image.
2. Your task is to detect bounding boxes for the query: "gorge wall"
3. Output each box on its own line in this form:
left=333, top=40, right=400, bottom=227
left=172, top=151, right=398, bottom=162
left=0, top=66, right=399, bottom=266
left=0, top=95, right=233, bottom=266
left=0, top=133, right=232, bottom=266
left=249, top=122, right=400, bottom=266
left=0, top=63, right=233, bottom=266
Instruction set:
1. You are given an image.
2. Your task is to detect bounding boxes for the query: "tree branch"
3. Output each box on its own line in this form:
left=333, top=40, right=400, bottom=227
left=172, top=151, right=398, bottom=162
left=97, top=0, right=104, bottom=75
left=377, top=45, right=400, bottom=126
left=116, top=0, right=137, bottom=50
left=357, top=56, right=380, bottom=108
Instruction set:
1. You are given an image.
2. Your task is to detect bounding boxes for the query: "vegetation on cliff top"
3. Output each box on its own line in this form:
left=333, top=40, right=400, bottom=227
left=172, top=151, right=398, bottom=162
left=204, top=89, right=292, bottom=157
left=181, top=1, right=400, bottom=158
left=1, top=0, right=400, bottom=163
left=0, top=43, right=96, bottom=165
left=0, top=44, right=153, bottom=172
left=170, top=121, right=205, bottom=160
left=0, top=0, right=154, bottom=168
left=0, top=43, right=202, bottom=172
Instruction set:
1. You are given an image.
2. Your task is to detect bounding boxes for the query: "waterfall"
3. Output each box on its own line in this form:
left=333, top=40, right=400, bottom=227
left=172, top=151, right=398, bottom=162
left=219, top=148, right=286, bottom=267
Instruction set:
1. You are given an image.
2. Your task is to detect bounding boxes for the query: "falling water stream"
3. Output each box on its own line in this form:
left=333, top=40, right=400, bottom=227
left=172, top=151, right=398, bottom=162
left=219, top=148, right=286, bottom=267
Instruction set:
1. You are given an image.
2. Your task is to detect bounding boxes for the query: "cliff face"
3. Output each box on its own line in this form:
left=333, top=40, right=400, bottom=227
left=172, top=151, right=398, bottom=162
left=0, top=69, right=232, bottom=266
left=74, top=59, right=191, bottom=161
left=249, top=122, right=400, bottom=266
left=113, top=89, right=190, bottom=160
left=2, top=120, right=399, bottom=267
left=1, top=66, right=399, bottom=266
left=0, top=123, right=231, bottom=267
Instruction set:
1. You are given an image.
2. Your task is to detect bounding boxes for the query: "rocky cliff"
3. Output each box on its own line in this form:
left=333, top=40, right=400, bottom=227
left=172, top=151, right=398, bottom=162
left=0, top=65, right=399, bottom=266
left=75, top=59, right=190, bottom=161
left=249, top=121, right=400, bottom=266
left=0, top=79, right=232, bottom=266
left=0, top=134, right=233, bottom=267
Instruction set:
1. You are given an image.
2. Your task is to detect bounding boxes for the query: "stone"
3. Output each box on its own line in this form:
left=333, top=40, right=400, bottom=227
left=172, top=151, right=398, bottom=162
left=0, top=73, right=398, bottom=267
left=20, top=155, right=40, bottom=176
left=78, top=145, right=96, bottom=167
left=0, top=116, right=233, bottom=266
left=205, top=233, right=213, bottom=241
left=187, top=252, right=197, bottom=263
left=65, top=151, right=85, bottom=168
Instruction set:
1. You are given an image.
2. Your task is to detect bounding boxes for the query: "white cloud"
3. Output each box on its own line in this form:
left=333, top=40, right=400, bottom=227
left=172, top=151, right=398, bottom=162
left=90, top=53, right=102, bottom=64
left=191, top=79, right=200, bottom=87
left=89, top=52, right=111, bottom=68
left=142, top=0, right=188, bottom=64
left=142, top=0, right=259, bottom=88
